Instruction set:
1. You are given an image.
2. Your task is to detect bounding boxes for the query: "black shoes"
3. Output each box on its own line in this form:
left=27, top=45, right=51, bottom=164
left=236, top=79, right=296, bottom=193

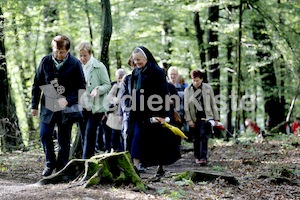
left=154, top=166, right=165, bottom=178
left=133, top=164, right=146, bottom=177
left=137, top=163, right=146, bottom=173
left=133, top=166, right=140, bottom=177
left=42, top=167, right=54, bottom=177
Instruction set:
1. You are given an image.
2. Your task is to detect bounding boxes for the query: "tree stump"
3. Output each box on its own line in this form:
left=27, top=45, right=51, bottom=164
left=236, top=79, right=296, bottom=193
left=36, top=151, right=145, bottom=191
left=175, top=170, right=239, bottom=185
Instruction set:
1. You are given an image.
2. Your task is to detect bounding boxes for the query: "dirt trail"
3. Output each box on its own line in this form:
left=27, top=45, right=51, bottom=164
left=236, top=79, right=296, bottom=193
left=0, top=137, right=300, bottom=199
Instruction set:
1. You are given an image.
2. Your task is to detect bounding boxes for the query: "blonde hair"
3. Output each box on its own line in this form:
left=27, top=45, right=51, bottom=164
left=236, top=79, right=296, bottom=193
left=75, top=42, right=92, bottom=54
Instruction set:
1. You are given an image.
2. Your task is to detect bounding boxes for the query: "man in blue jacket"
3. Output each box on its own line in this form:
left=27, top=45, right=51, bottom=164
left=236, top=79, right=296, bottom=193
left=31, top=35, right=86, bottom=176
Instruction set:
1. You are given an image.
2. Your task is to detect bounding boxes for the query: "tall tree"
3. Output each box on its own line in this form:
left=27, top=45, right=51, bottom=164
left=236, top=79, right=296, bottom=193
left=194, top=11, right=206, bottom=69
left=225, top=5, right=234, bottom=137
left=207, top=2, right=221, bottom=137
left=99, top=0, right=112, bottom=76
left=43, top=1, right=59, bottom=54
left=252, top=17, right=285, bottom=130
left=84, top=0, right=94, bottom=45
left=207, top=2, right=220, bottom=96
left=161, top=19, right=172, bottom=71
left=0, top=8, right=23, bottom=152
left=235, top=0, right=243, bottom=136
left=24, top=13, right=37, bottom=140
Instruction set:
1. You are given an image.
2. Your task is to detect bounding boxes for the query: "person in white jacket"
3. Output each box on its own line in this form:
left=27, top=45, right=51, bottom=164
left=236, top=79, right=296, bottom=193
left=184, top=69, right=219, bottom=165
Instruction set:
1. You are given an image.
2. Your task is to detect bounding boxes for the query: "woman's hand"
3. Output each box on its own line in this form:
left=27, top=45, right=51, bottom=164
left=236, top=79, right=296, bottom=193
left=188, top=120, right=195, bottom=128
left=90, top=88, right=99, bottom=98
left=155, top=117, right=165, bottom=124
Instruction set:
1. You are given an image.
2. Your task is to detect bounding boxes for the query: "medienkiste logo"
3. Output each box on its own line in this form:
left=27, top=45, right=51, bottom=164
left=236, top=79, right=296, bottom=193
left=39, top=79, right=66, bottom=112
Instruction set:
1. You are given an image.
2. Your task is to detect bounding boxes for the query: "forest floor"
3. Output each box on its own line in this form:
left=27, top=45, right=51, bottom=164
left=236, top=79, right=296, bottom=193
left=0, top=132, right=300, bottom=200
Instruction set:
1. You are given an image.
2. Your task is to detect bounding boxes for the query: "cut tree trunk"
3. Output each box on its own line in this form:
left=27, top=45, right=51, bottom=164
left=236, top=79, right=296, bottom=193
left=36, top=151, right=146, bottom=191
left=175, top=170, right=239, bottom=185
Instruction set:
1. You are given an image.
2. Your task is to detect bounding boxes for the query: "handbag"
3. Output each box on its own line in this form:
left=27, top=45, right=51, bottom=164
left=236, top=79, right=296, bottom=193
left=62, top=104, right=83, bottom=124
left=173, top=110, right=182, bottom=124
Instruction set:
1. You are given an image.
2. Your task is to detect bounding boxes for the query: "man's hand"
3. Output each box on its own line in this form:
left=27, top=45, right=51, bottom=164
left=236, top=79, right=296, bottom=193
left=58, top=98, right=68, bottom=109
left=31, top=109, right=38, bottom=117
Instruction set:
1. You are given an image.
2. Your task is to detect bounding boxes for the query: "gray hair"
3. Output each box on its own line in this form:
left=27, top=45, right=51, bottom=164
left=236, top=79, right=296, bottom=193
left=115, top=68, right=126, bottom=78
left=167, top=66, right=179, bottom=75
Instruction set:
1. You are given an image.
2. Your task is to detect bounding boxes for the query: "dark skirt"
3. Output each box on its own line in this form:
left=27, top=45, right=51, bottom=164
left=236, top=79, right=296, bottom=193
left=130, top=121, right=181, bottom=167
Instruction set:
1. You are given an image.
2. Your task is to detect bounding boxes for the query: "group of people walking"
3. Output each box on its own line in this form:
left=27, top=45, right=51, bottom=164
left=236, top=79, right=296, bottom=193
left=31, top=35, right=219, bottom=178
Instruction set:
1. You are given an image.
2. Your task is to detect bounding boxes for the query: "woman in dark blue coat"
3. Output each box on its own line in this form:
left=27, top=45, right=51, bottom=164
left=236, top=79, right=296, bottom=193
left=127, top=46, right=181, bottom=177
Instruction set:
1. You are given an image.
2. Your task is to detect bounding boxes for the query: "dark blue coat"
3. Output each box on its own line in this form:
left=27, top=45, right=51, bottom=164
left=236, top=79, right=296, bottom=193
left=32, top=53, right=86, bottom=124
left=128, top=61, right=181, bottom=167
left=130, top=62, right=169, bottom=121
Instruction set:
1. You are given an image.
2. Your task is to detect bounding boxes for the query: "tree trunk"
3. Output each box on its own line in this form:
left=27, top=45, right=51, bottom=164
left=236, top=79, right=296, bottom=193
left=193, top=11, right=206, bottom=69
left=252, top=18, right=285, bottom=131
left=286, top=88, right=299, bottom=123
left=0, top=8, right=23, bottom=152
left=85, top=0, right=94, bottom=47
left=207, top=3, right=220, bottom=137
left=43, top=2, right=59, bottom=54
left=207, top=4, right=220, bottom=96
left=225, top=7, right=234, bottom=139
left=24, top=16, right=37, bottom=140
left=115, top=49, right=122, bottom=69
left=234, top=0, right=243, bottom=137
left=161, top=19, right=172, bottom=71
left=37, top=152, right=146, bottom=191
left=69, top=124, right=83, bottom=159
left=99, top=0, right=112, bottom=77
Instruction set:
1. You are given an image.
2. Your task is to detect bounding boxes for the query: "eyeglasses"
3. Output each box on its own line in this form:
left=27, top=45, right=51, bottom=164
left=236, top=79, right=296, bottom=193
left=53, top=49, right=68, bottom=55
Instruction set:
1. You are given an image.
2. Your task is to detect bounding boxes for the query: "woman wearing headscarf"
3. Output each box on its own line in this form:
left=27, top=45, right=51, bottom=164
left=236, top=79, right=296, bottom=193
left=126, top=46, right=181, bottom=177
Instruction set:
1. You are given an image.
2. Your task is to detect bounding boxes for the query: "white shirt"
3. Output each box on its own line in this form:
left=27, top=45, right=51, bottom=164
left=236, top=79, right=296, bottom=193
left=82, top=55, right=94, bottom=82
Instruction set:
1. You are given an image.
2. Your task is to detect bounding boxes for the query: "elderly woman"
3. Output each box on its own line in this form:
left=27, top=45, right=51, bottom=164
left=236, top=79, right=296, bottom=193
left=126, top=46, right=181, bottom=177
left=76, top=42, right=111, bottom=159
left=106, top=68, right=126, bottom=152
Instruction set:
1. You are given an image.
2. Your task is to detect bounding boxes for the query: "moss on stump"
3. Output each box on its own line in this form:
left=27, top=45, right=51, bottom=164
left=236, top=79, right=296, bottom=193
left=36, top=151, right=145, bottom=191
